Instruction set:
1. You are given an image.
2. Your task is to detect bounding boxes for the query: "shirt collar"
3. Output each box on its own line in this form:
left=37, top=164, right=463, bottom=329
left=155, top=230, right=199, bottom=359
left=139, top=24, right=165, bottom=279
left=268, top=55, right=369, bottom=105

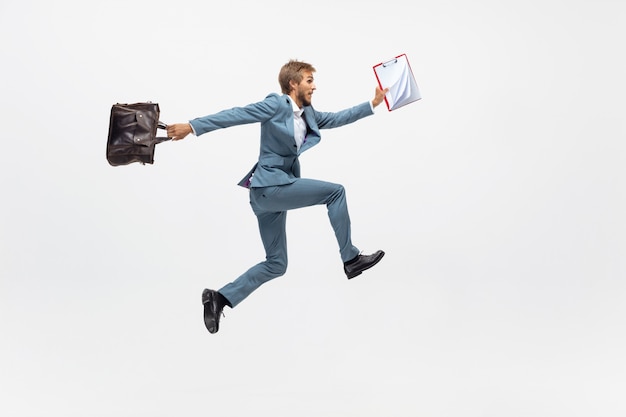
left=289, top=96, right=304, bottom=117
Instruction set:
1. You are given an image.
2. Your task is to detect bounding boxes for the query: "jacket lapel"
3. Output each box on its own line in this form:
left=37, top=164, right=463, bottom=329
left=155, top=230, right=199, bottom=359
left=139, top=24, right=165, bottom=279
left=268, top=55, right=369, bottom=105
left=299, top=108, right=320, bottom=154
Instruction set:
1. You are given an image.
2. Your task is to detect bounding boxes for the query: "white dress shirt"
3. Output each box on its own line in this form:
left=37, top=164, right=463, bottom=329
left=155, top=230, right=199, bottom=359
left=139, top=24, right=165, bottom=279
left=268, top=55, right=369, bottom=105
left=291, top=99, right=307, bottom=151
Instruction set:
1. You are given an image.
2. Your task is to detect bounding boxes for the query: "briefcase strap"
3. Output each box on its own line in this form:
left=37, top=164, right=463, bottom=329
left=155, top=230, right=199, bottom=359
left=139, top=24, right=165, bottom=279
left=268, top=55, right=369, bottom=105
left=155, top=121, right=171, bottom=144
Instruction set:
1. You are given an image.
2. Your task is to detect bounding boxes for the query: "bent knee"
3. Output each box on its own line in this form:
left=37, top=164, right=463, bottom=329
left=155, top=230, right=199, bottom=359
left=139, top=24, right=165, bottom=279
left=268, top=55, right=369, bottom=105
left=266, top=257, right=288, bottom=277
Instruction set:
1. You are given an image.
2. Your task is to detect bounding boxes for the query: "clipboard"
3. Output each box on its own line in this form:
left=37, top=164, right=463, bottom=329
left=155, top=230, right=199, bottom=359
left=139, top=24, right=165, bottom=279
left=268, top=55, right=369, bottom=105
left=373, top=54, right=421, bottom=111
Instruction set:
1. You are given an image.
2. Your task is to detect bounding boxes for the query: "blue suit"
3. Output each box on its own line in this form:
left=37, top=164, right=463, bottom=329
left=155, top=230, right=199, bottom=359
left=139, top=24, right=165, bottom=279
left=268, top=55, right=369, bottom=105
left=190, top=93, right=374, bottom=306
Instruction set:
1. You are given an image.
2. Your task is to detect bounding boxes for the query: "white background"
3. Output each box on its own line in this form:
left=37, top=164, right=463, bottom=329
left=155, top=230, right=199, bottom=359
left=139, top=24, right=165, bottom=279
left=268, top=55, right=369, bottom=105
left=1, top=0, right=625, bottom=416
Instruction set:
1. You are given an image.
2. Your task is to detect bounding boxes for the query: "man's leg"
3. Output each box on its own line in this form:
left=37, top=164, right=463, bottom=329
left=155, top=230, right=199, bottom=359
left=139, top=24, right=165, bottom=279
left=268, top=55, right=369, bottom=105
left=218, top=210, right=288, bottom=307
left=249, top=179, right=360, bottom=263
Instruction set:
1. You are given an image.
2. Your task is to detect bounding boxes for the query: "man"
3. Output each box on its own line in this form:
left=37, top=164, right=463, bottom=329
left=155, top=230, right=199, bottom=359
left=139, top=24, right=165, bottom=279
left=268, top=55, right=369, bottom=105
left=167, top=60, right=389, bottom=334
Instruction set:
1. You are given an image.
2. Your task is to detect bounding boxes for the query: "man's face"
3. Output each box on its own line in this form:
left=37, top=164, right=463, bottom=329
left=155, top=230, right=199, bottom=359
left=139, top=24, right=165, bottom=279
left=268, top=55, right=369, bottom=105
left=294, top=70, right=316, bottom=107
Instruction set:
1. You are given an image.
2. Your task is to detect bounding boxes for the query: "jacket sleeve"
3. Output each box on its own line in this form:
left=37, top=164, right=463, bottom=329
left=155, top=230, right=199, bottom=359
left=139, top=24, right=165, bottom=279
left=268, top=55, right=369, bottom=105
left=189, top=93, right=281, bottom=136
left=313, top=101, right=374, bottom=130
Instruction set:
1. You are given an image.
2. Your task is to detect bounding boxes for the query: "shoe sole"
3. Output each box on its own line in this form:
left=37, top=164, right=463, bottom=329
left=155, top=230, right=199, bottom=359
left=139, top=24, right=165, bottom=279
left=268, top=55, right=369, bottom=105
left=202, top=289, right=218, bottom=334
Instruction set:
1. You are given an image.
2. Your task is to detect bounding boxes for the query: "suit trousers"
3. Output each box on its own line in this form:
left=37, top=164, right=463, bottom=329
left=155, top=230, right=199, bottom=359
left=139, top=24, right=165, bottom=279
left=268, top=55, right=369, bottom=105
left=218, top=178, right=360, bottom=307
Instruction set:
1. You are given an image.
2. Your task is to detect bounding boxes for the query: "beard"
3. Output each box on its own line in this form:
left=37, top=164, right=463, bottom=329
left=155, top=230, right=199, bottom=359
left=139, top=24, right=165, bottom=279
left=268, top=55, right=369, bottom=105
left=298, top=90, right=312, bottom=107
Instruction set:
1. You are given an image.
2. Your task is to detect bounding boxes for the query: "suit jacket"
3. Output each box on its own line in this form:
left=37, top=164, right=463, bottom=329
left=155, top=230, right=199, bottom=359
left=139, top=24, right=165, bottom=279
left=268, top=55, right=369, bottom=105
left=189, top=93, right=374, bottom=188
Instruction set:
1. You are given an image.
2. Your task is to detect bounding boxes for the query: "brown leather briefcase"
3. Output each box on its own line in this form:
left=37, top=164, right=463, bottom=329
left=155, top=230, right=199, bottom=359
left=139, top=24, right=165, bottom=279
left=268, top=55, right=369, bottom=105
left=106, top=102, right=170, bottom=166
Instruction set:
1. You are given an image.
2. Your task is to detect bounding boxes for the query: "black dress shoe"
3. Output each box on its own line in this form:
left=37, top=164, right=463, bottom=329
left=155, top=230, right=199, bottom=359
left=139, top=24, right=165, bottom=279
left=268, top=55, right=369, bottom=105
left=202, top=289, right=229, bottom=334
left=343, top=250, right=385, bottom=279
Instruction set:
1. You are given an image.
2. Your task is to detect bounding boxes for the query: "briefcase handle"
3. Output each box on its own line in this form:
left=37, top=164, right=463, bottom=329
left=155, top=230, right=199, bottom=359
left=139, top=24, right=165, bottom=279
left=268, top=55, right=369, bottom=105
left=155, top=121, right=171, bottom=144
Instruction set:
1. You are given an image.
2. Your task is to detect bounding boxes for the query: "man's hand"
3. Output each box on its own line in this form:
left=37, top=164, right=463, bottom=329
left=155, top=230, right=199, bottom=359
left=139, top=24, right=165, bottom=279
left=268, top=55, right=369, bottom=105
left=372, top=86, right=389, bottom=108
left=167, top=123, right=193, bottom=141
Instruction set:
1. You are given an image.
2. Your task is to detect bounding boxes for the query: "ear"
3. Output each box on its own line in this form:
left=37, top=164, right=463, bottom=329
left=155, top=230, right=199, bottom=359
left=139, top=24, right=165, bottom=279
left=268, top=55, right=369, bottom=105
left=288, top=79, right=298, bottom=93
